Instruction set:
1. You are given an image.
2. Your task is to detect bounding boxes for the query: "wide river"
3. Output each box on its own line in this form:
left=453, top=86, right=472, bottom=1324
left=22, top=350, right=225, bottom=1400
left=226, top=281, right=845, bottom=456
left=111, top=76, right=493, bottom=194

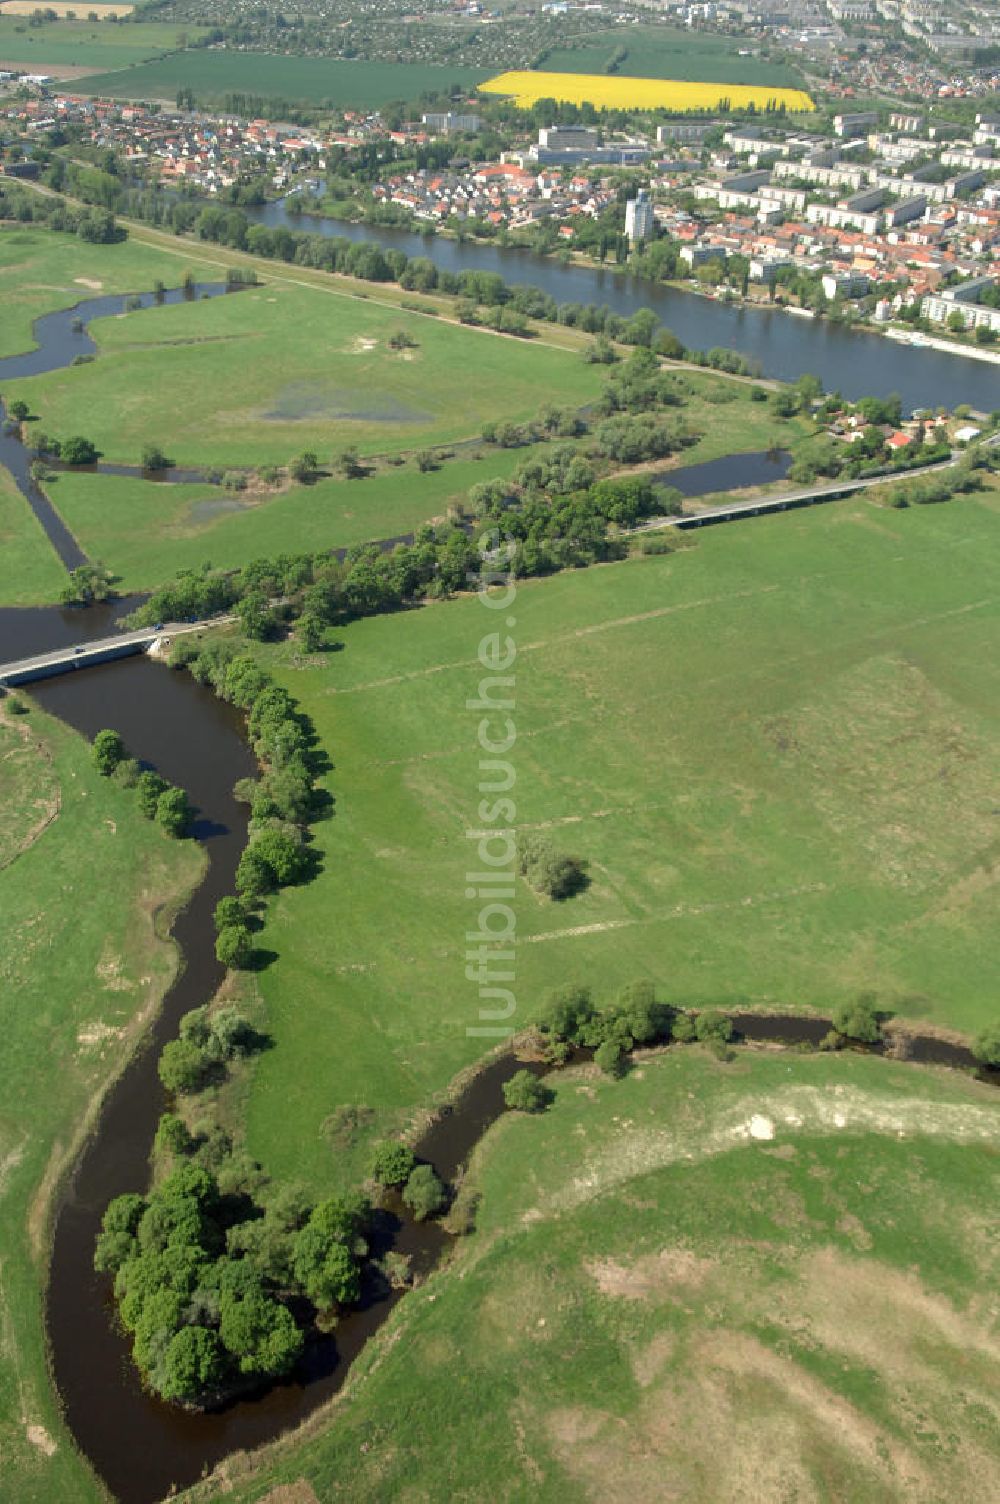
left=248, top=198, right=1000, bottom=413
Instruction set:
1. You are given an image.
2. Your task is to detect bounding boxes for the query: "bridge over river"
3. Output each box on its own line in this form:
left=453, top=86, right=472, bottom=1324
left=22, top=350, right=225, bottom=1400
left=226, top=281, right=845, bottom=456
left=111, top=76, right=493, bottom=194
left=0, top=620, right=210, bottom=687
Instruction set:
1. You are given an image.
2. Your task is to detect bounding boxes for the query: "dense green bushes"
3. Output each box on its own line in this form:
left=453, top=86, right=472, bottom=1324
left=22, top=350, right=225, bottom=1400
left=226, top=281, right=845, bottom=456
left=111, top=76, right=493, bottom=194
left=91, top=729, right=192, bottom=837
left=94, top=1163, right=369, bottom=1403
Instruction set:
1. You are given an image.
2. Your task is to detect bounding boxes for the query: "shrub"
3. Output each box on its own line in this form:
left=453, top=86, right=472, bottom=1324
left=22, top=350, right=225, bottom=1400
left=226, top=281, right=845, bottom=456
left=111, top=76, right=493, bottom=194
left=157, top=786, right=192, bottom=838
left=401, top=1164, right=447, bottom=1221
left=135, top=770, right=167, bottom=819
left=141, top=443, right=171, bottom=472
left=112, top=756, right=141, bottom=789
left=213, top=896, right=245, bottom=933
left=831, top=995, right=881, bottom=1044
left=60, top=434, right=99, bottom=466
left=215, top=923, right=253, bottom=970
left=369, top=1141, right=417, bottom=1187
left=158, top=1038, right=209, bottom=1094
left=594, top=1039, right=626, bottom=1077
left=502, top=1069, right=553, bottom=1113
left=971, top=1024, right=1000, bottom=1067
left=671, top=1012, right=697, bottom=1043
left=694, top=1009, right=733, bottom=1044
left=92, top=728, right=125, bottom=776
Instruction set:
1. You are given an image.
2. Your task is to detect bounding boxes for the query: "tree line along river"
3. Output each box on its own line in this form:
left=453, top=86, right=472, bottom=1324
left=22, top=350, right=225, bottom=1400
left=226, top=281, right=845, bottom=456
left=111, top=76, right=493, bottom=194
left=247, top=197, right=1000, bottom=415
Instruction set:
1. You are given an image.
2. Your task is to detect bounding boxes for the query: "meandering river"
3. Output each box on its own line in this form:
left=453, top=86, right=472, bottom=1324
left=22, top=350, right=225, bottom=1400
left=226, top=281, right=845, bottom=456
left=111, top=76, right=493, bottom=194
left=0, top=272, right=995, bottom=1502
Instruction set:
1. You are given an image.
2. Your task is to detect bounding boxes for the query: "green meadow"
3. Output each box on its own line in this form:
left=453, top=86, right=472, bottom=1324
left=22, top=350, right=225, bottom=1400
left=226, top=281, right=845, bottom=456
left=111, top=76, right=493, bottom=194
left=0, top=18, right=203, bottom=70
left=75, top=52, right=489, bottom=106
left=239, top=490, right=1000, bottom=1200
left=190, top=1049, right=1000, bottom=1504
left=541, top=25, right=804, bottom=87
left=0, top=702, right=199, bottom=1504
left=15, top=279, right=606, bottom=468
left=44, top=448, right=528, bottom=593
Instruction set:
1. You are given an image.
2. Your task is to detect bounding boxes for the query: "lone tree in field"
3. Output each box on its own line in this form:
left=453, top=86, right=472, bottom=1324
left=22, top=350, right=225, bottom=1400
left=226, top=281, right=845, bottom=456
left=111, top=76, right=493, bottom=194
left=92, top=728, right=125, bottom=776
left=502, top=1069, right=553, bottom=1114
left=7, top=399, right=29, bottom=423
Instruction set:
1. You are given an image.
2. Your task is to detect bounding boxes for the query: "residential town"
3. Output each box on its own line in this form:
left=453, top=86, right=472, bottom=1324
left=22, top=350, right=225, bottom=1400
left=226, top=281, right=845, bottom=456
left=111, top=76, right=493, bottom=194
left=3, top=77, right=1000, bottom=350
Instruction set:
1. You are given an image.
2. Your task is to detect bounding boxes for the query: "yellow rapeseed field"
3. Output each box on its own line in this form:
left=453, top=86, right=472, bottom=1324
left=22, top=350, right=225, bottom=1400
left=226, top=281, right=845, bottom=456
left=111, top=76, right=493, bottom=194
left=480, top=70, right=814, bottom=114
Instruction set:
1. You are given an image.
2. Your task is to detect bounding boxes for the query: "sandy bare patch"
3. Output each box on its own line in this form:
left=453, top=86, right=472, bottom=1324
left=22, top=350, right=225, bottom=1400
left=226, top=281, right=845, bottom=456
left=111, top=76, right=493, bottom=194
left=349, top=336, right=378, bottom=354
left=25, top=1422, right=57, bottom=1456
left=77, top=1020, right=124, bottom=1049
left=586, top=1247, right=715, bottom=1302
left=95, top=948, right=134, bottom=992
left=747, top=1114, right=775, bottom=1140
left=257, top=1483, right=320, bottom=1504
left=546, top=1324, right=932, bottom=1504
left=631, top=1329, right=675, bottom=1387
left=73, top=277, right=103, bottom=290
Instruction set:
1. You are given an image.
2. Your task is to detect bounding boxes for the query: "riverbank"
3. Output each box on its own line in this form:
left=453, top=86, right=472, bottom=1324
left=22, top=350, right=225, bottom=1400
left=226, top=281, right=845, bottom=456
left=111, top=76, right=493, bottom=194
left=182, top=1045, right=1000, bottom=1504
left=0, top=695, right=201, bottom=1504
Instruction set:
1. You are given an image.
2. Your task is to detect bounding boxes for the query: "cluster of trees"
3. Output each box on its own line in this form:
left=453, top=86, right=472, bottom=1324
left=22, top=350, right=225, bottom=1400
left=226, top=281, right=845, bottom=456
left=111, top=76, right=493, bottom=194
left=368, top=1141, right=447, bottom=1221
left=94, top=1164, right=370, bottom=1404
left=884, top=459, right=984, bottom=509
left=516, top=833, right=588, bottom=901
left=91, top=730, right=192, bottom=837
left=158, top=1003, right=261, bottom=1095
left=0, top=181, right=124, bottom=243
left=533, top=981, right=737, bottom=1078
left=59, top=562, right=114, bottom=607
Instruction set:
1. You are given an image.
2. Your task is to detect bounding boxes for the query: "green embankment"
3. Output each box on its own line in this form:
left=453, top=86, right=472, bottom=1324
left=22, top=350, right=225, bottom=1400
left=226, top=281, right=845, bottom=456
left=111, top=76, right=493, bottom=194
left=187, top=1048, right=1000, bottom=1504
left=0, top=466, right=66, bottom=606
left=0, top=702, right=200, bottom=1503
left=237, top=489, right=1000, bottom=1202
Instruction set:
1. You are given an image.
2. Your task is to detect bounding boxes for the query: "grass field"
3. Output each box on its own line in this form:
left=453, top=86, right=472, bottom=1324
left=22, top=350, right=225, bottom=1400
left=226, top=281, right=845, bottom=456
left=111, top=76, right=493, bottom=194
left=75, top=51, right=489, bottom=106
left=1, top=1, right=132, bottom=16
left=43, top=450, right=530, bottom=591
left=14, top=279, right=606, bottom=468
left=0, top=466, right=67, bottom=606
left=481, top=70, right=814, bottom=113
left=40, top=384, right=797, bottom=593
left=238, top=490, right=1000, bottom=1199
left=0, top=18, right=200, bottom=70
left=540, top=24, right=804, bottom=88
left=0, top=701, right=200, bottom=1504
left=190, top=1048, right=1000, bottom=1504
